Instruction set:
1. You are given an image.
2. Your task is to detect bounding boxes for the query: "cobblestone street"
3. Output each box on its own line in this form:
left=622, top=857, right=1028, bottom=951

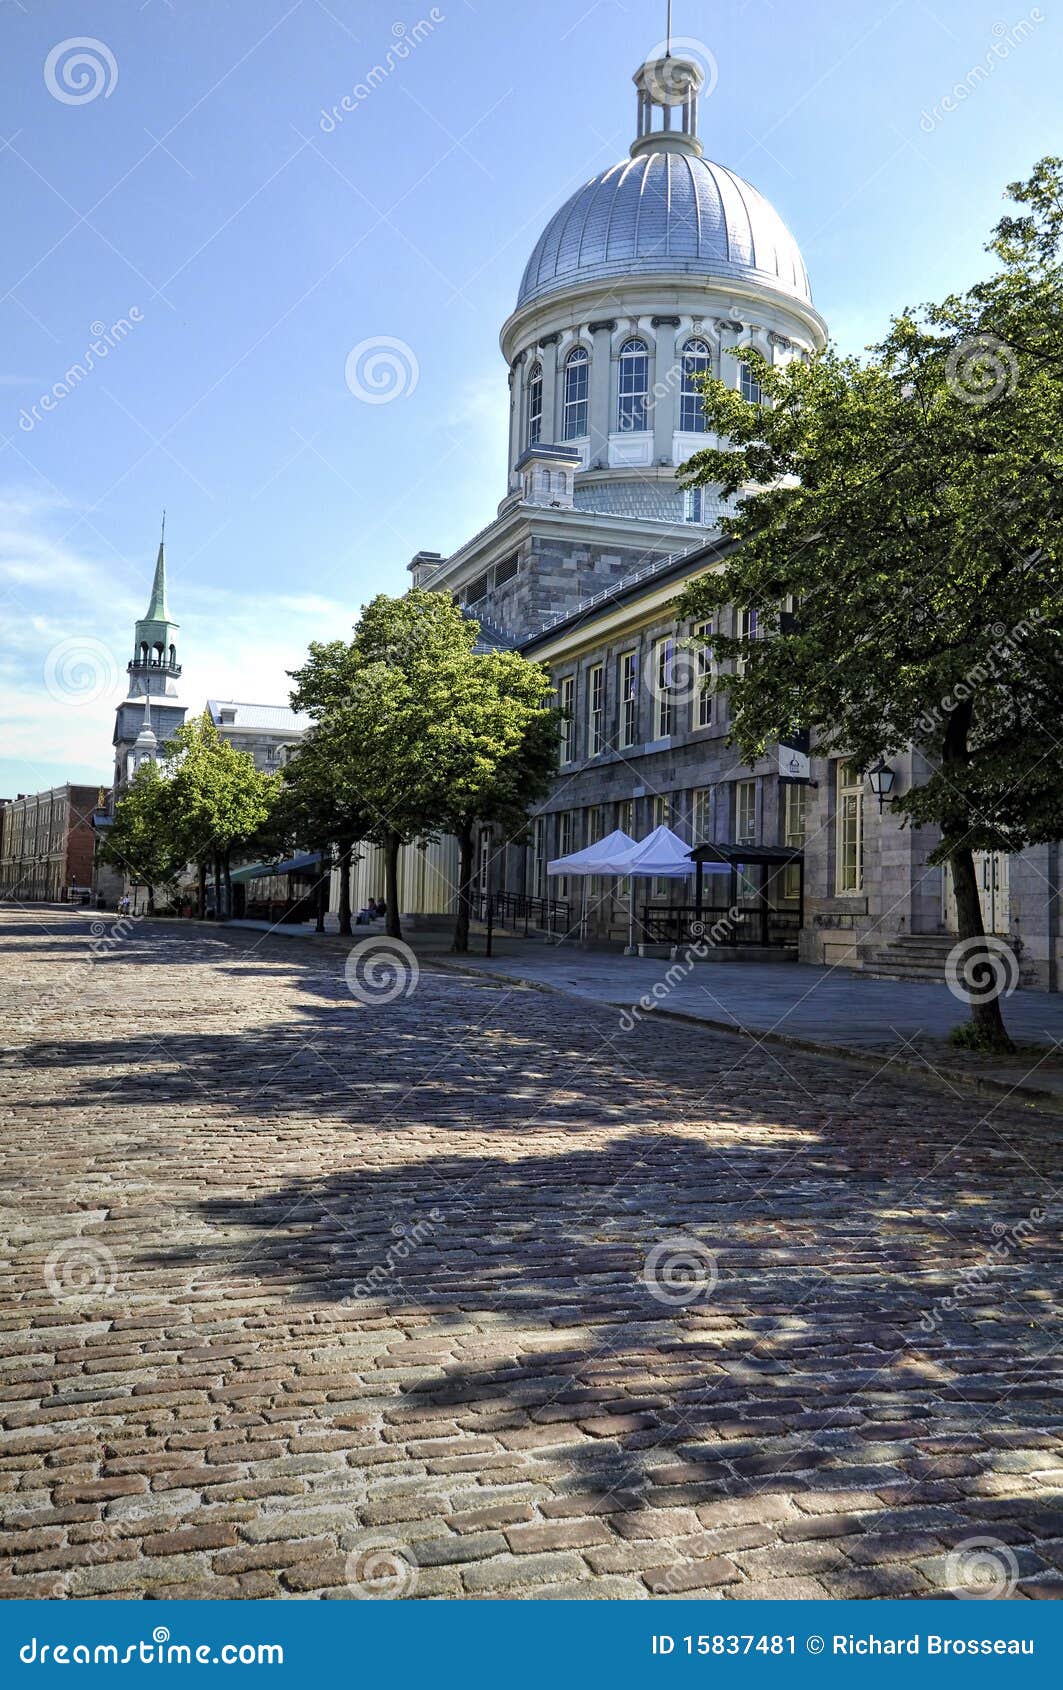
left=1, top=908, right=1060, bottom=1601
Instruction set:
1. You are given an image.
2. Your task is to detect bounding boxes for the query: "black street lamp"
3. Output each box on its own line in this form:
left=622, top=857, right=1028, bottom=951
left=867, top=757, right=897, bottom=813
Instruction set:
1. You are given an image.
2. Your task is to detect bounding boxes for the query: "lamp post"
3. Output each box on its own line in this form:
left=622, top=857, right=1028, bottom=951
left=867, top=758, right=896, bottom=814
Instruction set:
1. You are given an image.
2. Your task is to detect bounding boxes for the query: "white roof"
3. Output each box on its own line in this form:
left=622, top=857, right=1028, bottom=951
left=547, top=828, right=637, bottom=877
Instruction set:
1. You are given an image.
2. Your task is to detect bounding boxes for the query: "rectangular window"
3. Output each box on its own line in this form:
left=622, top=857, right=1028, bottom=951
left=556, top=811, right=573, bottom=899
left=651, top=795, right=670, bottom=896
left=836, top=761, right=864, bottom=894
left=782, top=783, right=808, bottom=900
left=529, top=816, right=545, bottom=899
left=558, top=675, right=574, bottom=765
left=653, top=637, right=674, bottom=740
left=586, top=805, right=601, bottom=844
left=618, top=651, right=638, bottom=747
left=617, top=798, right=635, bottom=837
left=740, top=362, right=762, bottom=405
left=692, top=621, right=713, bottom=729
left=735, top=780, right=757, bottom=846
left=587, top=664, right=604, bottom=757
left=692, top=786, right=712, bottom=842
left=737, top=608, right=759, bottom=678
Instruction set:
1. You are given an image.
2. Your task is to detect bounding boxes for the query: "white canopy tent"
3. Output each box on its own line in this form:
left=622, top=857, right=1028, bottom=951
left=547, top=825, right=729, bottom=950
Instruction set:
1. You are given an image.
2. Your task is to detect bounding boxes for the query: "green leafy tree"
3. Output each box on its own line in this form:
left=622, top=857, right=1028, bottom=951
left=167, top=711, right=278, bottom=919
left=273, top=729, right=374, bottom=936
left=677, top=158, right=1063, bottom=1052
left=291, top=592, right=477, bottom=940
left=439, top=649, right=560, bottom=954
left=100, top=761, right=186, bottom=915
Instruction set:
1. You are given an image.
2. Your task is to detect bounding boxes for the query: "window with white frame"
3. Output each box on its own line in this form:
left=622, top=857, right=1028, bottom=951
left=735, top=779, right=757, bottom=845
left=558, top=674, right=574, bottom=764
left=651, top=795, right=671, bottom=896
left=528, top=816, right=545, bottom=899
left=526, top=362, right=543, bottom=445
left=737, top=607, right=759, bottom=677
left=653, top=636, right=674, bottom=739
left=617, top=338, right=649, bottom=432
left=563, top=347, right=589, bottom=439
left=691, top=786, right=712, bottom=842
left=618, top=650, right=638, bottom=747
left=556, top=811, right=573, bottom=899
left=739, top=361, right=762, bottom=405
left=835, top=761, right=864, bottom=894
left=586, top=805, right=602, bottom=844
left=692, top=620, right=713, bottom=729
left=683, top=487, right=707, bottom=523
left=617, top=798, right=635, bottom=836
left=587, top=664, right=604, bottom=757
left=782, top=782, right=808, bottom=900
left=679, top=338, right=712, bottom=432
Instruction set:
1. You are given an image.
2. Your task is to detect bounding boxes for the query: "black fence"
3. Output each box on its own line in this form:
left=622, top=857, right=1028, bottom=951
left=639, top=904, right=802, bottom=949
left=476, top=890, right=571, bottom=937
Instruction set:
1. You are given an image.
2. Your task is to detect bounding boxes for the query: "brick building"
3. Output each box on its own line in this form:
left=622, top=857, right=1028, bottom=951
left=0, top=785, right=100, bottom=903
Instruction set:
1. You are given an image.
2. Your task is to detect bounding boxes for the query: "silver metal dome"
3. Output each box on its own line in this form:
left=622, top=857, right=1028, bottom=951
left=517, top=151, right=812, bottom=310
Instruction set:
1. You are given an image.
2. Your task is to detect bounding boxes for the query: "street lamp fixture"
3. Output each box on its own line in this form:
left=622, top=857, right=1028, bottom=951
left=867, top=757, right=896, bottom=813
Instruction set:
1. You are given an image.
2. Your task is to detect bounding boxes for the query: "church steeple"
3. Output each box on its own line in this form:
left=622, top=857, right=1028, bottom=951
left=130, top=514, right=181, bottom=693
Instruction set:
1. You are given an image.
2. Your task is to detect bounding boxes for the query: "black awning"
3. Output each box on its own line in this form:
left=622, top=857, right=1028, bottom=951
left=690, top=842, right=804, bottom=867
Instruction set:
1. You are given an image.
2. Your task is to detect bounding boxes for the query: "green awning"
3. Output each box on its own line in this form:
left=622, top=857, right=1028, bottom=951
left=229, top=861, right=279, bottom=885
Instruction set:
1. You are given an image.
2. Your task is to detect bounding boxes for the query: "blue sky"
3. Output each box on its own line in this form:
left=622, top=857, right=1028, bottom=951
left=0, top=0, right=1057, bottom=793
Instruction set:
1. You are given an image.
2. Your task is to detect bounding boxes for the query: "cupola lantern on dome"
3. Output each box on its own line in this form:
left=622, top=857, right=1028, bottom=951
left=631, top=53, right=703, bottom=158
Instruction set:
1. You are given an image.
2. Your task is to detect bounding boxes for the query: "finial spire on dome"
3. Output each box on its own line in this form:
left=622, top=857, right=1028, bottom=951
left=631, top=37, right=704, bottom=159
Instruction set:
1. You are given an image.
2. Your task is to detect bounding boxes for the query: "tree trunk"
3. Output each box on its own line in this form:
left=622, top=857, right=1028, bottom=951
left=213, top=853, right=223, bottom=922
left=337, top=839, right=353, bottom=937
left=452, top=818, right=475, bottom=954
left=383, top=832, right=402, bottom=940
left=315, top=850, right=328, bottom=934
left=941, top=698, right=1014, bottom=1052
left=949, top=844, right=1015, bottom=1051
left=197, top=860, right=207, bottom=920
left=223, top=851, right=233, bottom=922
left=146, top=884, right=156, bottom=916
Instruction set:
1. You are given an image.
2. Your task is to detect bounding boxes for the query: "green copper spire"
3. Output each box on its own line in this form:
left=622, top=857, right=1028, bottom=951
left=131, top=514, right=180, bottom=680
left=143, top=512, right=169, bottom=621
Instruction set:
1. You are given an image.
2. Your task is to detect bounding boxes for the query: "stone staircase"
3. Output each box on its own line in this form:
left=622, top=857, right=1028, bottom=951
left=859, top=932, right=1032, bottom=988
left=859, top=934, right=962, bottom=984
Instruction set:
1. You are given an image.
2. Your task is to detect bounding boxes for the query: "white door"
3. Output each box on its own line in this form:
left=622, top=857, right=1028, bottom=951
left=943, top=853, right=1010, bottom=933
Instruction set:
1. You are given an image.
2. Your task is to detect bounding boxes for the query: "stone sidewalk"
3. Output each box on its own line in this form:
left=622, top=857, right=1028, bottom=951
left=0, top=908, right=1060, bottom=1600
left=434, top=942, right=1063, bottom=1108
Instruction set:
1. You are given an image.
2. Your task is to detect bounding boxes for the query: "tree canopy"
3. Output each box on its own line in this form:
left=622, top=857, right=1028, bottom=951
left=677, top=158, right=1063, bottom=1049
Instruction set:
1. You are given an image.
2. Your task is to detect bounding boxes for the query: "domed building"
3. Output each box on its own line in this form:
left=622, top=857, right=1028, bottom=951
left=411, top=53, right=826, bottom=639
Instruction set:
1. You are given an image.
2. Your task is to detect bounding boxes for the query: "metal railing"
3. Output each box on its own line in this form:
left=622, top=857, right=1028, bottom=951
left=476, top=890, right=571, bottom=938
left=639, top=904, right=802, bottom=949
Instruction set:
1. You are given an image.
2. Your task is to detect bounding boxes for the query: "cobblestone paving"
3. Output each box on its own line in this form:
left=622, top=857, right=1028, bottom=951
left=1, top=909, right=1060, bottom=1601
